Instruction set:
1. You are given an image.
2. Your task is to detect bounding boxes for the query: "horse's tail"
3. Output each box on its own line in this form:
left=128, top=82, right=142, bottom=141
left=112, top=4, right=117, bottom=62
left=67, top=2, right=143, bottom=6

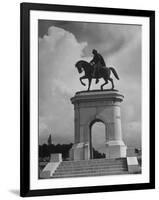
left=109, top=67, right=119, bottom=80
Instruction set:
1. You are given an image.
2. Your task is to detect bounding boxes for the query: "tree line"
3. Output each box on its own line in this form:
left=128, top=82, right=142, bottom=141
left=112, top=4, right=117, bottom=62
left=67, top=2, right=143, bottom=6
left=39, top=143, right=105, bottom=161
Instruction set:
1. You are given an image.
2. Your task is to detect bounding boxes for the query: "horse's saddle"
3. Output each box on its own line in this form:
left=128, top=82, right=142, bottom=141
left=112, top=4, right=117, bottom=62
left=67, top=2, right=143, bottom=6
left=92, top=66, right=107, bottom=78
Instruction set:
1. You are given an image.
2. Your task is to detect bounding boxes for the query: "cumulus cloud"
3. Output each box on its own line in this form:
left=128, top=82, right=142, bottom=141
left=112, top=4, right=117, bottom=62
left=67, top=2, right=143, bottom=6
left=39, top=20, right=141, bottom=57
left=39, top=26, right=87, bottom=144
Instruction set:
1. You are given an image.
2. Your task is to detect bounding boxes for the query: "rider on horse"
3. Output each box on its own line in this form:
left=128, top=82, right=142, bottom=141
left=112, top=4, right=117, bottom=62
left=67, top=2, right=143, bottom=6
left=90, top=49, right=106, bottom=84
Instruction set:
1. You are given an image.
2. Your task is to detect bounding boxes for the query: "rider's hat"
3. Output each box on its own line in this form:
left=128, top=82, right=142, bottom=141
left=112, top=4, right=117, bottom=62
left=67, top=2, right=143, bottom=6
left=92, top=49, right=97, bottom=54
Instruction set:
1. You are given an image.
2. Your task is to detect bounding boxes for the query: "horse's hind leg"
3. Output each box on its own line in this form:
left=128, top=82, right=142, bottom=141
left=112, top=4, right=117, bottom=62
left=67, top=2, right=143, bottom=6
left=109, top=78, right=114, bottom=89
left=101, top=78, right=108, bottom=90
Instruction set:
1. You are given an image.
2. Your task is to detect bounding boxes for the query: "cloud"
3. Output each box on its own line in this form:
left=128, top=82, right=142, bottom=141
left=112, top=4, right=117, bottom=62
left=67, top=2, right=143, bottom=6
left=39, top=26, right=87, bottom=144
left=39, top=20, right=141, bottom=57
left=122, top=121, right=141, bottom=147
left=39, top=23, right=141, bottom=148
left=106, top=32, right=142, bottom=147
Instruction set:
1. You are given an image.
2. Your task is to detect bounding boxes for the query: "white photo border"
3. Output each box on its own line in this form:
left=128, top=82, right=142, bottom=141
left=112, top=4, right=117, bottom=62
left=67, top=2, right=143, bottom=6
left=30, top=10, right=150, bottom=190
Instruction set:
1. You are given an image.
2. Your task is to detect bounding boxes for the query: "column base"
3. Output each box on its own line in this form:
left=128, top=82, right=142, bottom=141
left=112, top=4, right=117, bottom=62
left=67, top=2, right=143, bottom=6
left=105, top=140, right=127, bottom=159
left=69, top=142, right=90, bottom=161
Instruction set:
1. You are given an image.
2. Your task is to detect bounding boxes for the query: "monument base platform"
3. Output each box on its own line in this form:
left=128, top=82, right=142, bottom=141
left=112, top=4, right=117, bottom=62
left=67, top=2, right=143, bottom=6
left=69, top=140, right=127, bottom=161
left=105, top=140, right=127, bottom=159
left=69, top=142, right=90, bottom=161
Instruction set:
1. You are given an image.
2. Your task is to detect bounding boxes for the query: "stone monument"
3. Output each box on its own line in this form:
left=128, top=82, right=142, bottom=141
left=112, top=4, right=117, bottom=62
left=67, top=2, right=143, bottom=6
left=69, top=90, right=127, bottom=161
left=40, top=52, right=141, bottom=178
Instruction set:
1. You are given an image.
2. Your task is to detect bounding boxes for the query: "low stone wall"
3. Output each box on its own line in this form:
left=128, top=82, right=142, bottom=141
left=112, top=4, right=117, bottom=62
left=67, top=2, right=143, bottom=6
left=40, top=153, right=62, bottom=178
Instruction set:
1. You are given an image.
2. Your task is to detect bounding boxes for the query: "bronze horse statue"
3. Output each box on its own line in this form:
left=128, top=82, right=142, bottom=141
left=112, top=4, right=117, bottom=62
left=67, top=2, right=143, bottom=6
left=75, top=60, right=119, bottom=91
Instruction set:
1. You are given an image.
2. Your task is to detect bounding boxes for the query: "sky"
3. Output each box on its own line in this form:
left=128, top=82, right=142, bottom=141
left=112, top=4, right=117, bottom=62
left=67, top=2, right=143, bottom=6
left=38, top=20, right=142, bottom=151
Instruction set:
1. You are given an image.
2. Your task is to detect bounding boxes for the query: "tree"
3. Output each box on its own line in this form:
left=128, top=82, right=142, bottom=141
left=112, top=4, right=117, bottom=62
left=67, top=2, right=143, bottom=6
left=93, top=148, right=105, bottom=159
left=47, top=134, right=52, bottom=145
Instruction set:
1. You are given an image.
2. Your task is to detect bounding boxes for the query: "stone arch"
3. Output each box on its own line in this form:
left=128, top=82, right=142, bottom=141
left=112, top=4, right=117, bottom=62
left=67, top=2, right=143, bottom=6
left=89, top=118, right=106, bottom=159
left=86, top=114, right=107, bottom=127
left=83, top=115, right=107, bottom=146
left=70, top=90, right=127, bottom=160
left=89, top=118, right=105, bottom=127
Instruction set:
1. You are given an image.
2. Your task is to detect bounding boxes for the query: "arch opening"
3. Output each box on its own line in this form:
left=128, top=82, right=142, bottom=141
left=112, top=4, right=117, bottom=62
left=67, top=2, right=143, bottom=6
left=89, top=119, right=106, bottom=159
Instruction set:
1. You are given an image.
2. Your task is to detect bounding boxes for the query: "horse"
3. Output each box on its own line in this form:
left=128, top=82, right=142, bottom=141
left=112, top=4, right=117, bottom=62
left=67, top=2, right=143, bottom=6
left=75, top=60, right=119, bottom=91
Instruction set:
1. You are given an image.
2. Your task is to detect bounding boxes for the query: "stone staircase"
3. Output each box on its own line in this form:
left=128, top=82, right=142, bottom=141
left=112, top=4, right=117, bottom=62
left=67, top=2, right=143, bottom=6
left=52, top=158, right=128, bottom=178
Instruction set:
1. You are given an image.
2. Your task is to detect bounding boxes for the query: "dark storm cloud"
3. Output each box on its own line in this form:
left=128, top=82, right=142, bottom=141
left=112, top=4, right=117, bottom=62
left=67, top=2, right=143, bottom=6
left=39, top=20, right=141, bottom=57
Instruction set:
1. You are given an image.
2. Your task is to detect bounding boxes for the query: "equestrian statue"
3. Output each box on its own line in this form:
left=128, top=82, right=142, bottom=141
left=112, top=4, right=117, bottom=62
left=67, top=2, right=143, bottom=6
left=75, top=49, right=119, bottom=91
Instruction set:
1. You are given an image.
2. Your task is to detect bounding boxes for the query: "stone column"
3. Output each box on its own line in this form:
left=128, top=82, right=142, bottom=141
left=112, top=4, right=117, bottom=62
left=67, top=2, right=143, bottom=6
left=105, top=104, right=127, bottom=159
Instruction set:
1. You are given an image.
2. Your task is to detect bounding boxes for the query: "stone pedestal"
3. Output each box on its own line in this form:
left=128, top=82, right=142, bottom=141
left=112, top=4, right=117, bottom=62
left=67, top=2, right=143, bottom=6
left=50, top=153, right=62, bottom=162
left=127, top=157, right=141, bottom=173
left=105, top=140, right=127, bottom=159
left=70, top=90, right=127, bottom=160
left=69, top=142, right=89, bottom=161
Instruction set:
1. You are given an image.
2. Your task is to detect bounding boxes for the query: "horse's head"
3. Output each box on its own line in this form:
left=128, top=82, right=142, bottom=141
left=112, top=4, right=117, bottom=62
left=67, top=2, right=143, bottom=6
left=75, top=61, right=83, bottom=74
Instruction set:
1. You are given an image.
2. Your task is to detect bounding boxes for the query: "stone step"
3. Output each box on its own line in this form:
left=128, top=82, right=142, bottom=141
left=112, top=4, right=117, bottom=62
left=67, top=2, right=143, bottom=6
left=56, top=165, right=127, bottom=172
left=52, top=171, right=129, bottom=178
left=54, top=168, right=127, bottom=175
left=60, top=158, right=125, bottom=163
left=63, top=159, right=123, bottom=162
left=59, top=162, right=126, bottom=168
left=55, top=165, right=127, bottom=171
left=51, top=158, right=128, bottom=178
left=60, top=160, right=126, bottom=166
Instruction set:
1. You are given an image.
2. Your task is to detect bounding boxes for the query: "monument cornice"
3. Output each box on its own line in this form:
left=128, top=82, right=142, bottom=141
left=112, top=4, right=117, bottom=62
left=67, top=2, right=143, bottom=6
left=71, top=90, right=124, bottom=105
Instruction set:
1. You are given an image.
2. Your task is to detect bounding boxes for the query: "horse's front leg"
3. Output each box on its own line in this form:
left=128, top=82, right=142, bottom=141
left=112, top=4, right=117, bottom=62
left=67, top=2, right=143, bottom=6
left=101, top=78, right=108, bottom=90
left=87, top=78, right=92, bottom=91
left=80, top=76, right=86, bottom=86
